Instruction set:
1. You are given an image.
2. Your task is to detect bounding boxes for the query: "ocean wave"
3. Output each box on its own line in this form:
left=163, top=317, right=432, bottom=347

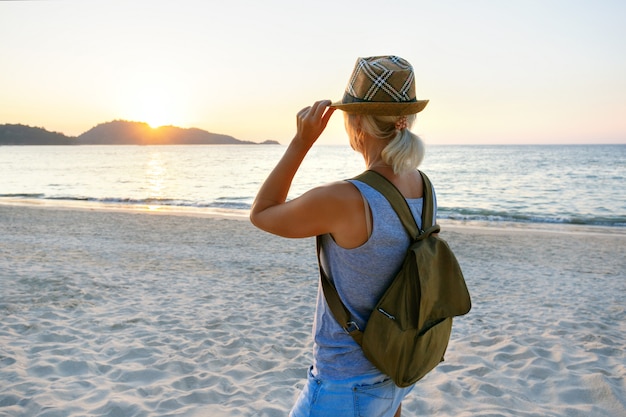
left=437, top=207, right=626, bottom=227
left=0, top=193, right=45, bottom=199
left=2, top=194, right=625, bottom=227
left=0, top=194, right=251, bottom=212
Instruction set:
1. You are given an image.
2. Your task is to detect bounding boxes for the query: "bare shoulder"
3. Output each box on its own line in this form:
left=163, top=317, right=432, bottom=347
left=316, top=180, right=362, bottom=199
left=316, top=180, right=370, bottom=248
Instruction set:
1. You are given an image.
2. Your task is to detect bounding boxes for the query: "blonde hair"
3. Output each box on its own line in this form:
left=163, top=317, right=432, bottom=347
left=344, top=113, right=425, bottom=175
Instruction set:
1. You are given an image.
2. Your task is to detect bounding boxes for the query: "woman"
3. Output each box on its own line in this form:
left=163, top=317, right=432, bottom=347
left=250, top=56, right=433, bottom=417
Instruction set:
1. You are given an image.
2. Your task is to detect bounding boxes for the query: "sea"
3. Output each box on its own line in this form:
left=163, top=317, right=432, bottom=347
left=1, top=144, right=625, bottom=229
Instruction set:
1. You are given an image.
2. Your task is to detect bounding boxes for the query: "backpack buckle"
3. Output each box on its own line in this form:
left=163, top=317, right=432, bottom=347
left=344, top=321, right=360, bottom=334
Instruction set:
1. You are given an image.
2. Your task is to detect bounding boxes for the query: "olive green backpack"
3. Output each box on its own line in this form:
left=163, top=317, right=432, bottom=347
left=318, top=170, right=471, bottom=387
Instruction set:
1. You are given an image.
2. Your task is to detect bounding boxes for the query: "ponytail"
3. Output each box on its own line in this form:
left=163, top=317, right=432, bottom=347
left=344, top=113, right=425, bottom=175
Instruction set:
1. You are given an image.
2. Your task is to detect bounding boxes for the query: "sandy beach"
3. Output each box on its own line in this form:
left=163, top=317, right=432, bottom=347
left=0, top=204, right=624, bottom=417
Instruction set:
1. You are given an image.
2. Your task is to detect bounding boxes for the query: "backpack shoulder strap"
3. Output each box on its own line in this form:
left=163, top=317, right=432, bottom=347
left=352, top=170, right=435, bottom=237
left=420, top=170, right=435, bottom=230
left=317, top=236, right=364, bottom=345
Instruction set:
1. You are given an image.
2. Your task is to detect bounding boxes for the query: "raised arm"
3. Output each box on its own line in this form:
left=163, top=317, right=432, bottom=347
left=250, top=100, right=338, bottom=238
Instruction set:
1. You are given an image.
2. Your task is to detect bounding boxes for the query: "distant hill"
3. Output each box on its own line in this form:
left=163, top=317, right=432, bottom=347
left=0, top=121, right=280, bottom=145
left=78, top=120, right=260, bottom=145
left=0, top=124, right=75, bottom=145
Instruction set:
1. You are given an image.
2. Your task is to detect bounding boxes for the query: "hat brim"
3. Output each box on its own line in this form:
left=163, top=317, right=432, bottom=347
left=330, top=99, right=429, bottom=116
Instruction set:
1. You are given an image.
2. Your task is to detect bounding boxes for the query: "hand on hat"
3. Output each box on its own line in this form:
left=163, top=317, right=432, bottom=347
left=294, top=100, right=335, bottom=148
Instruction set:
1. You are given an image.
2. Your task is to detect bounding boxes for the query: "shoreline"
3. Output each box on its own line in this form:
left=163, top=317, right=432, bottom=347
left=0, top=197, right=250, bottom=220
left=1, top=196, right=624, bottom=237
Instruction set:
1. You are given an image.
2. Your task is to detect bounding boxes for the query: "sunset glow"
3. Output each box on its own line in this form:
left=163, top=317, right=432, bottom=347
left=128, top=97, right=177, bottom=130
left=1, top=1, right=625, bottom=144
left=116, top=78, right=191, bottom=129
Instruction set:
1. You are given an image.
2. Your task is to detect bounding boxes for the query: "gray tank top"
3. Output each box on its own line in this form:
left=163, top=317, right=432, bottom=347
left=312, top=179, right=436, bottom=379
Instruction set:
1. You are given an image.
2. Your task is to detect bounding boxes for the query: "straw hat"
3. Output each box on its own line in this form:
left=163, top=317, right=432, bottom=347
left=331, top=56, right=429, bottom=116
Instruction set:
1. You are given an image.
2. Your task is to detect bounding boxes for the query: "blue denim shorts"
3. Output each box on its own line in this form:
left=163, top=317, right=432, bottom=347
left=289, top=367, right=414, bottom=417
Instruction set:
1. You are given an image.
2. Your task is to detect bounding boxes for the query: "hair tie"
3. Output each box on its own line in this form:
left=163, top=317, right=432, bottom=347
left=395, top=116, right=408, bottom=130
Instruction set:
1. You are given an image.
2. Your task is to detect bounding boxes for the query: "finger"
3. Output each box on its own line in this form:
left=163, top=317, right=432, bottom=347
left=320, top=106, right=335, bottom=127
left=297, top=106, right=311, bottom=118
left=314, top=99, right=331, bottom=109
left=311, top=100, right=332, bottom=118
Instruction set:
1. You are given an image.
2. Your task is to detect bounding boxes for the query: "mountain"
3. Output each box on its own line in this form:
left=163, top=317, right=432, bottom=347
left=0, top=121, right=280, bottom=145
left=0, top=124, right=75, bottom=145
left=77, top=120, right=261, bottom=145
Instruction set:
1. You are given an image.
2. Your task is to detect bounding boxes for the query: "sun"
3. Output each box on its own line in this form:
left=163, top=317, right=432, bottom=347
left=142, top=109, right=174, bottom=129
left=118, top=83, right=190, bottom=129
left=131, top=96, right=178, bottom=129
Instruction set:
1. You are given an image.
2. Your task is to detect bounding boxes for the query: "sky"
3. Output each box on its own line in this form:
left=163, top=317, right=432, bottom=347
left=1, top=0, right=625, bottom=145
